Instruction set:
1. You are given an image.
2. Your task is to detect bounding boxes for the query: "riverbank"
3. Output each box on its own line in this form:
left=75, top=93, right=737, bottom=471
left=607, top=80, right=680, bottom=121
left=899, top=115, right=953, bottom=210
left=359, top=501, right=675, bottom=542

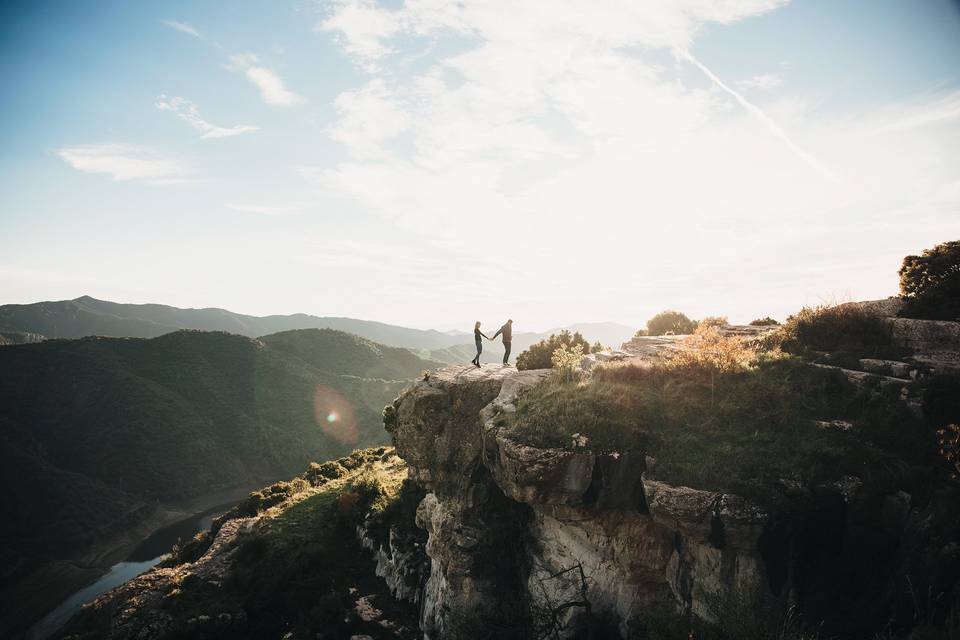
left=7, top=483, right=262, bottom=640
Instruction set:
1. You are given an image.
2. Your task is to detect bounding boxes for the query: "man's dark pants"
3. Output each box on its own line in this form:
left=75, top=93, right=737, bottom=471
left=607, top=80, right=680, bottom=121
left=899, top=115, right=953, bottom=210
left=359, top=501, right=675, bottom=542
left=503, top=341, right=511, bottom=364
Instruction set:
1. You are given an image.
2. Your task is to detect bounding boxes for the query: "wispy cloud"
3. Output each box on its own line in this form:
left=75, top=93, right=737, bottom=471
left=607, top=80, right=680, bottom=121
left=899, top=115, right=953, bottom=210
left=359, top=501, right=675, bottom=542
left=225, top=202, right=313, bottom=216
left=227, top=53, right=303, bottom=106
left=58, top=144, right=186, bottom=182
left=678, top=49, right=836, bottom=181
left=162, top=20, right=201, bottom=38
left=737, top=72, right=783, bottom=90
left=155, top=95, right=258, bottom=139
left=866, top=90, right=960, bottom=134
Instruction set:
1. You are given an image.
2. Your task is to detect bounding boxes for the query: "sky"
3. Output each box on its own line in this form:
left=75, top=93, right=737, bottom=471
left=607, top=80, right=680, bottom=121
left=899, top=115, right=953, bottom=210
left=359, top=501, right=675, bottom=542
left=1, top=0, right=958, bottom=331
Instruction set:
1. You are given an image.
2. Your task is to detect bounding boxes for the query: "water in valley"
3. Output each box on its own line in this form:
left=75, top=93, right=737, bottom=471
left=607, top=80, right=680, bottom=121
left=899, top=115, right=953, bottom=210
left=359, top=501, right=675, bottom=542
left=30, top=501, right=236, bottom=640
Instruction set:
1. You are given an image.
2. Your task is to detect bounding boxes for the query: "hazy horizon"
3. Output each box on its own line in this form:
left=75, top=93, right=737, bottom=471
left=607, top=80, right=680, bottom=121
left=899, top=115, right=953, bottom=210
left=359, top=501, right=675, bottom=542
left=2, top=0, right=958, bottom=330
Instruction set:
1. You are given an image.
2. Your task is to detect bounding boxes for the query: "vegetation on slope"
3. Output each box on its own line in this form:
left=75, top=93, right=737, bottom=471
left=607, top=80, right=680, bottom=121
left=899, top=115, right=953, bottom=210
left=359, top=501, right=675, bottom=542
left=63, top=448, right=425, bottom=640
left=505, top=311, right=960, bottom=638
left=505, top=322, right=940, bottom=505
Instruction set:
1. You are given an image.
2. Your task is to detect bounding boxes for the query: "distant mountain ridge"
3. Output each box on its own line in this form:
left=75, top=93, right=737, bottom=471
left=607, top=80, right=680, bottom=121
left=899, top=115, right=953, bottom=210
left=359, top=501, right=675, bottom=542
left=0, top=296, right=638, bottom=360
left=0, top=296, right=464, bottom=350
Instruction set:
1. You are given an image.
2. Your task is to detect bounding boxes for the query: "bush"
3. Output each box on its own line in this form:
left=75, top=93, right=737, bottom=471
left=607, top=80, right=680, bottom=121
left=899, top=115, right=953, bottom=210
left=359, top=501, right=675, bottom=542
left=306, top=461, right=346, bottom=483
left=775, top=303, right=892, bottom=357
left=551, top=343, right=585, bottom=383
left=646, top=310, right=696, bottom=336
left=668, top=325, right=757, bottom=373
left=749, top=316, right=780, bottom=326
left=632, top=328, right=649, bottom=338
left=516, top=330, right=591, bottom=370
left=698, top=316, right=729, bottom=329
left=899, top=239, right=960, bottom=320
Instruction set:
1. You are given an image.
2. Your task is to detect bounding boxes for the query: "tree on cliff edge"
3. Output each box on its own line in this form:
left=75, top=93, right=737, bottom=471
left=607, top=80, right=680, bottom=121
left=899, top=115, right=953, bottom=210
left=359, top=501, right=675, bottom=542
left=899, top=239, right=960, bottom=320
left=645, top=310, right=697, bottom=336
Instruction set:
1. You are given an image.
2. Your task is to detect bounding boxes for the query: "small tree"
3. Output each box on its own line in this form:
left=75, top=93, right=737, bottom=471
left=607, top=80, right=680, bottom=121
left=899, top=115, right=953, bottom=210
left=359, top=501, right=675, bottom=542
left=646, top=310, right=696, bottom=336
left=517, top=330, right=591, bottom=370
left=899, top=240, right=960, bottom=320
left=749, top=317, right=780, bottom=326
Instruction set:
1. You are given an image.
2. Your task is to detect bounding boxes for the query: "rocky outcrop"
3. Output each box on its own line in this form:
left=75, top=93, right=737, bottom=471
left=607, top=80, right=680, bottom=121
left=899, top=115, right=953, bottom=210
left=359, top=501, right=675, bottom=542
left=388, top=365, right=782, bottom=638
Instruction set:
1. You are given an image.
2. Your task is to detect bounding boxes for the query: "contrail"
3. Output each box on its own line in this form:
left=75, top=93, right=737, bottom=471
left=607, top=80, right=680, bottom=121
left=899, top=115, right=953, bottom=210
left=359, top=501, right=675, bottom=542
left=678, top=49, right=838, bottom=182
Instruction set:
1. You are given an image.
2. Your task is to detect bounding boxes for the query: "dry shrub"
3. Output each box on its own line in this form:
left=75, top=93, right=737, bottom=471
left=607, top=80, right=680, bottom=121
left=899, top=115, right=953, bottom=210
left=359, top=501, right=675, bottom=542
left=668, top=325, right=757, bottom=373
left=697, top=315, right=729, bottom=329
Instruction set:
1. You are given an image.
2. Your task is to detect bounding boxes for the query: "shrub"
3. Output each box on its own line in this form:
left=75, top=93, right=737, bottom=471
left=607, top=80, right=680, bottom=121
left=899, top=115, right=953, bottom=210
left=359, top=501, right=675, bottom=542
left=668, top=325, right=757, bottom=373
left=517, top=330, right=591, bottom=370
left=749, top=316, right=780, bottom=326
left=381, top=403, right=398, bottom=434
left=775, top=303, right=892, bottom=357
left=352, top=469, right=388, bottom=511
left=646, top=310, right=696, bottom=336
left=698, top=316, right=729, bottom=329
left=899, top=239, right=960, bottom=320
left=551, top=343, right=585, bottom=383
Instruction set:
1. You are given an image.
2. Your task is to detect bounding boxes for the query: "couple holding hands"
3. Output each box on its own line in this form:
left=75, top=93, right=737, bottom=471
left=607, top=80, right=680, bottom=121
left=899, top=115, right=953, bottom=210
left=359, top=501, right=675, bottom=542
left=472, top=319, right=513, bottom=367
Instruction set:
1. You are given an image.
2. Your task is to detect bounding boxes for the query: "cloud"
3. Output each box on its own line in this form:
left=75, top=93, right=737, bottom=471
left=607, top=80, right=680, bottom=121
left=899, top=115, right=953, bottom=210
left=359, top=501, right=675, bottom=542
left=317, top=0, right=401, bottom=71
left=155, top=95, right=258, bottom=139
left=225, top=202, right=313, bottom=216
left=327, top=79, right=410, bottom=158
left=306, top=0, right=960, bottom=326
left=865, top=90, right=960, bottom=134
left=737, top=73, right=783, bottom=90
left=678, top=50, right=835, bottom=181
left=58, top=144, right=186, bottom=182
left=227, top=53, right=304, bottom=106
left=162, top=20, right=201, bottom=38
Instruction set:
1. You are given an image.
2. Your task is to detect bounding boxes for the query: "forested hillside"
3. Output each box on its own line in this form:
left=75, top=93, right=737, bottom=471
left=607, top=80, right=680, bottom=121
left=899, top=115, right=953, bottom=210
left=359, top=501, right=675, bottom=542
left=0, top=329, right=436, bottom=637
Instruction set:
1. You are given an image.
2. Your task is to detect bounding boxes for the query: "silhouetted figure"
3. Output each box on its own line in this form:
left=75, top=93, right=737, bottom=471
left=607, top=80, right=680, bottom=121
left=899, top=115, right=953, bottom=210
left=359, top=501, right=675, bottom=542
left=492, top=319, right=513, bottom=365
left=472, top=321, right=491, bottom=367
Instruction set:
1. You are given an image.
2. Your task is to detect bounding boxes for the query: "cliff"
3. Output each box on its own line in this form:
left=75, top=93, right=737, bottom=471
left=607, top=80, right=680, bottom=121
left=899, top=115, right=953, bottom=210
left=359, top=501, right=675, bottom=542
left=381, top=355, right=960, bottom=639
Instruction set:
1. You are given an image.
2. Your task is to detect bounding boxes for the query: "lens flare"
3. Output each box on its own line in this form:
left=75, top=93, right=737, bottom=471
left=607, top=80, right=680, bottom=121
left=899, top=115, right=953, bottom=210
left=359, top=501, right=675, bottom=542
left=313, top=386, right=358, bottom=445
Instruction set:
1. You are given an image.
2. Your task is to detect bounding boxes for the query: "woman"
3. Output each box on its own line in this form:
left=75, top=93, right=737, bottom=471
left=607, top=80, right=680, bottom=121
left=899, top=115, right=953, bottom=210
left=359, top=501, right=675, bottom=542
left=472, top=321, right=491, bottom=367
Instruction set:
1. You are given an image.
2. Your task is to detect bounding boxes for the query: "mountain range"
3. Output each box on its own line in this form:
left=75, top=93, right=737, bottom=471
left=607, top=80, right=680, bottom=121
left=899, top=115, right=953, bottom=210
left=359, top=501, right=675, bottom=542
left=0, top=297, right=638, bottom=361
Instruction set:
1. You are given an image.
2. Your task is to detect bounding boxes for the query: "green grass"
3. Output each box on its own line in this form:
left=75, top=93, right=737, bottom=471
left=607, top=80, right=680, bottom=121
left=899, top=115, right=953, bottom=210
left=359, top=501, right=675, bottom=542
left=506, top=355, right=931, bottom=502
left=64, top=448, right=423, bottom=640
left=214, top=450, right=419, bottom=638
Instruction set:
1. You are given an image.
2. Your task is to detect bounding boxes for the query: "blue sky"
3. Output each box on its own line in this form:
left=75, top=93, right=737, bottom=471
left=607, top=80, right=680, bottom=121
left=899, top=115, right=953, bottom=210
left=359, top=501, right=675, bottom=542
left=1, top=0, right=958, bottom=331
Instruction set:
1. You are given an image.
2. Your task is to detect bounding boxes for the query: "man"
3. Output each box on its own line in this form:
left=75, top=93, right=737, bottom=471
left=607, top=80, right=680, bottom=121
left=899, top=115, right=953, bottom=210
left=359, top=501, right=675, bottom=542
left=492, top=319, right=513, bottom=365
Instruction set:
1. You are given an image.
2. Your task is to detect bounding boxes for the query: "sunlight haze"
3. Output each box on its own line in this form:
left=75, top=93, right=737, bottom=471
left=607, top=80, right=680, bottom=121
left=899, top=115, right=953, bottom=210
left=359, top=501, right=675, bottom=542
left=2, top=0, right=959, bottom=331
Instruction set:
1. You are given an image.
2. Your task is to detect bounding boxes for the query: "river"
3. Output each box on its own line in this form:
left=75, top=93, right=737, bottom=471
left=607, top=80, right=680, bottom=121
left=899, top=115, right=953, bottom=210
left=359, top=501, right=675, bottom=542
left=29, top=501, right=237, bottom=640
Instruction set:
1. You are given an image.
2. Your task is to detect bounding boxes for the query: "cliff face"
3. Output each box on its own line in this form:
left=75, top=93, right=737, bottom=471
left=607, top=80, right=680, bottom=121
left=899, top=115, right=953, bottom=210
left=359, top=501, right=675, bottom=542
left=386, top=366, right=779, bottom=638
left=384, top=360, right=960, bottom=639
